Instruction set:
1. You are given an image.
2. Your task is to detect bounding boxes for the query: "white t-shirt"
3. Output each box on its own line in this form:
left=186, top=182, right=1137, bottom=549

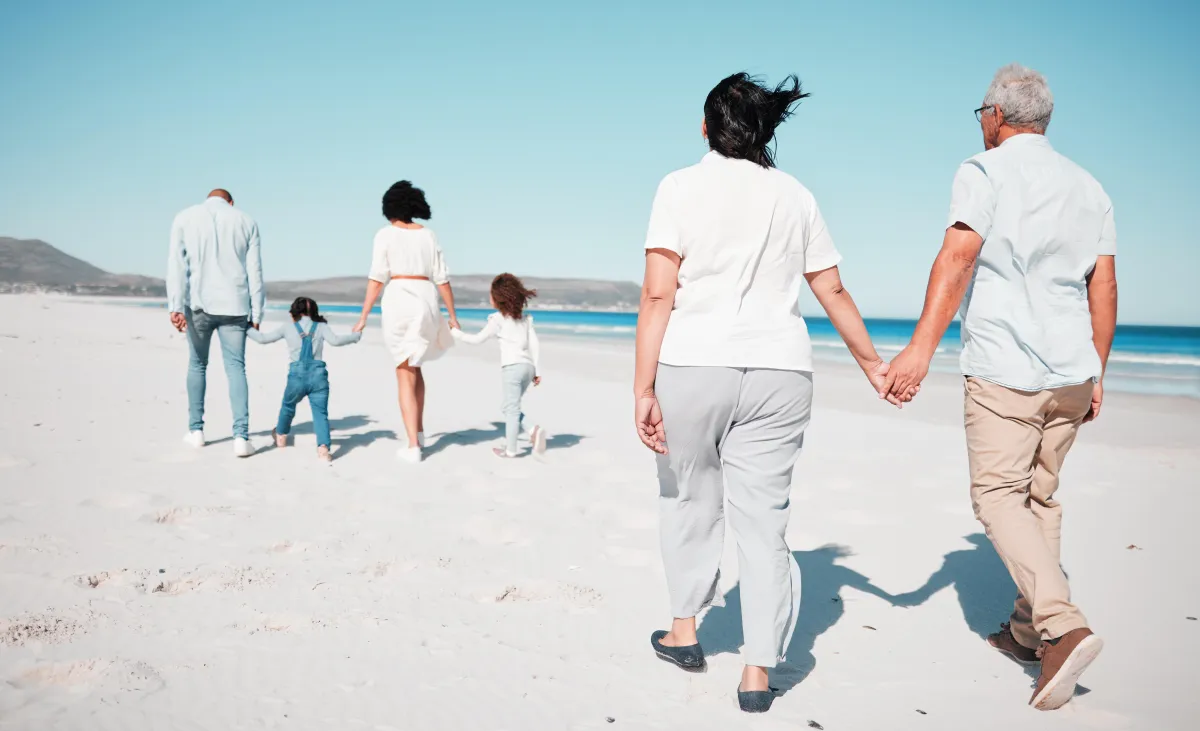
left=948, top=133, right=1115, bottom=390
left=453, top=312, right=541, bottom=375
left=644, top=152, right=842, bottom=371
left=368, top=226, right=450, bottom=284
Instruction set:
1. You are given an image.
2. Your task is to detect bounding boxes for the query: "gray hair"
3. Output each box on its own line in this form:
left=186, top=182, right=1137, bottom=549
left=983, top=63, right=1054, bottom=132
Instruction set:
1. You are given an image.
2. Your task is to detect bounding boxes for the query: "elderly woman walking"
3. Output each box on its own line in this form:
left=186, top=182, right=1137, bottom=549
left=634, top=73, right=906, bottom=713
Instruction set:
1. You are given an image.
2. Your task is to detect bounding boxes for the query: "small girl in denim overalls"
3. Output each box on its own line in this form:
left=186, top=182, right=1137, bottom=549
left=248, top=297, right=361, bottom=463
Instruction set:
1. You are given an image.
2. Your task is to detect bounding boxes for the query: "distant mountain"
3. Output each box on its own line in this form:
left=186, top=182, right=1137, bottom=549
left=0, top=237, right=641, bottom=310
left=0, top=237, right=166, bottom=296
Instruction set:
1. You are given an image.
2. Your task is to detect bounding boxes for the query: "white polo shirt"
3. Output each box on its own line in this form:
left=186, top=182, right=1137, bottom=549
left=644, top=152, right=842, bottom=371
left=948, top=134, right=1116, bottom=391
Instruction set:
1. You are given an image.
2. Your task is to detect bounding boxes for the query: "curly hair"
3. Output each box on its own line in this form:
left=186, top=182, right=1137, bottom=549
left=491, top=273, right=537, bottom=320
left=382, top=180, right=432, bottom=223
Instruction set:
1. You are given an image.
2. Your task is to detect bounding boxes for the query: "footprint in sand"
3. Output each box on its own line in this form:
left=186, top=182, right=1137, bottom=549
left=11, top=659, right=165, bottom=695
left=151, top=566, right=276, bottom=595
left=147, top=506, right=236, bottom=524
left=483, top=581, right=603, bottom=609
left=1, top=611, right=92, bottom=647
left=266, top=540, right=311, bottom=555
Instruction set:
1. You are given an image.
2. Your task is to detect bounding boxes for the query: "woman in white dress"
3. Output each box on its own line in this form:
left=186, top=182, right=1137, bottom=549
left=353, top=181, right=460, bottom=463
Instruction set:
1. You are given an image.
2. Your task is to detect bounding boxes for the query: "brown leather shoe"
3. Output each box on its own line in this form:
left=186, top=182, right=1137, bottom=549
left=1030, top=628, right=1104, bottom=711
left=987, top=623, right=1038, bottom=665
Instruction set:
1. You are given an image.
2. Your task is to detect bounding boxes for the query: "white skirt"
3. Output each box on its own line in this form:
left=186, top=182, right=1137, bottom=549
left=380, top=280, right=454, bottom=367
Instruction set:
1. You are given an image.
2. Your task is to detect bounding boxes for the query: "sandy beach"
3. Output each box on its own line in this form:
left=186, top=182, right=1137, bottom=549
left=0, top=294, right=1196, bottom=730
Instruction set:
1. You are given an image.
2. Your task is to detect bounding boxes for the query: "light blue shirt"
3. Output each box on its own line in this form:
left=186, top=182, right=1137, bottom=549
left=247, top=317, right=361, bottom=362
left=949, top=134, right=1116, bottom=391
left=167, top=196, right=265, bottom=323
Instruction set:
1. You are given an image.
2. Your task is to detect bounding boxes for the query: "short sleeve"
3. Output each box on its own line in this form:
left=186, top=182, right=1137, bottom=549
left=803, top=198, right=843, bottom=273
left=368, top=233, right=389, bottom=283
left=644, top=175, right=681, bottom=255
left=429, top=232, right=450, bottom=285
left=947, top=160, right=995, bottom=238
left=1098, top=204, right=1116, bottom=256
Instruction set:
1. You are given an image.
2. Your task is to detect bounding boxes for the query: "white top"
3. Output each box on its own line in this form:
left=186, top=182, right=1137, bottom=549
left=167, top=197, right=265, bottom=322
left=948, top=134, right=1115, bottom=391
left=367, top=226, right=450, bottom=284
left=453, top=313, right=541, bottom=375
left=247, top=316, right=361, bottom=362
left=644, top=152, right=842, bottom=371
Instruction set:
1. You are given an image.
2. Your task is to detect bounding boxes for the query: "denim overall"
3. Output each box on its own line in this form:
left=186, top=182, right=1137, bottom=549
left=275, top=321, right=331, bottom=448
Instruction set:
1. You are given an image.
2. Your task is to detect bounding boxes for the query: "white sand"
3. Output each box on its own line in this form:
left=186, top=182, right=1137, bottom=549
left=0, top=294, right=1196, bottom=730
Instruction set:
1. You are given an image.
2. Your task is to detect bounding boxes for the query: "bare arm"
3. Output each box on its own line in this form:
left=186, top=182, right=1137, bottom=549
left=352, top=280, right=384, bottom=333
left=436, top=282, right=459, bottom=330
left=805, top=266, right=903, bottom=405
left=633, top=249, right=680, bottom=453
left=1084, top=255, right=1117, bottom=422
left=883, top=223, right=983, bottom=397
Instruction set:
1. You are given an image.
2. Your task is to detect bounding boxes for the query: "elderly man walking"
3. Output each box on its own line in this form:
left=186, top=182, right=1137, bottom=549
left=167, top=189, right=265, bottom=458
left=884, top=64, right=1118, bottom=710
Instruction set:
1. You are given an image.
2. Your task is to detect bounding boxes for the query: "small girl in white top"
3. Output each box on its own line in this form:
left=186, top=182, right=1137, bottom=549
left=452, top=274, right=546, bottom=458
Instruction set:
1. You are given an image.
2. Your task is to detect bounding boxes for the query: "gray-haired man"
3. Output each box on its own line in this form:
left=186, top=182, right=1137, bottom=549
left=884, top=64, right=1118, bottom=710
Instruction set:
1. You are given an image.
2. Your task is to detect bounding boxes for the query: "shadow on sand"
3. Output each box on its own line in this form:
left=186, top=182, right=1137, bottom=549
left=696, top=535, right=1027, bottom=693
left=422, top=422, right=584, bottom=457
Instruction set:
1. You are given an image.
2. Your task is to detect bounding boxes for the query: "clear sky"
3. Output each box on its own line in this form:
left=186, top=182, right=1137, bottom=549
left=1, top=1, right=1197, bottom=324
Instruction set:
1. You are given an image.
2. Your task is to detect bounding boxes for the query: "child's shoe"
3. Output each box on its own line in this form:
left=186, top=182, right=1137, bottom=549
left=317, top=446, right=332, bottom=464
left=273, top=430, right=288, bottom=449
left=397, top=447, right=422, bottom=464
left=492, top=447, right=519, bottom=459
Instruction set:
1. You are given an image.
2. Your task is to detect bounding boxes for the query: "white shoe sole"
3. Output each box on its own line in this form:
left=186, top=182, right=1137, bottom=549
left=183, top=433, right=205, bottom=448
left=1030, top=635, right=1104, bottom=711
left=397, top=448, right=422, bottom=464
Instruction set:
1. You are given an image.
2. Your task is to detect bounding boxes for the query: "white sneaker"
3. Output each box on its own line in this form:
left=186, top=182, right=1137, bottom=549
left=530, top=426, right=548, bottom=455
left=233, top=438, right=256, bottom=458
left=183, top=431, right=205, bottom=448
left=397, top=447, right=422, bottom=464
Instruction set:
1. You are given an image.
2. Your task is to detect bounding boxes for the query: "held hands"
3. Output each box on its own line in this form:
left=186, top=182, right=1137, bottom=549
left=635, top=394, right=667, bottom=454
left=880, top=344, right=932, bottom=405
left=351, top=317, right=367, bottom=334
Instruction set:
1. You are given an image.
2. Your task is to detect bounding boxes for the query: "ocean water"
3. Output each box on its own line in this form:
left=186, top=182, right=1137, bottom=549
left=316, top=305, right=1200, bottom=399
left=148, top=301, right=1200, bottom=398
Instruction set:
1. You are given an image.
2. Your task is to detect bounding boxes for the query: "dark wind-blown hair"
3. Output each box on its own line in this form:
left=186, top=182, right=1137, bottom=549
left=491, top=273, right=537, bottom=320
left=289, top=297, right=327, bottom=323
left=382, top=180, right=432, bottom=223
left=704, top=73, right=810, bottom=168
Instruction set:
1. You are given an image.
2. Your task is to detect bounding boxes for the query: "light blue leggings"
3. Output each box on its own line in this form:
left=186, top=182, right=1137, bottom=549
left=501, top=363, right=535, bottom=454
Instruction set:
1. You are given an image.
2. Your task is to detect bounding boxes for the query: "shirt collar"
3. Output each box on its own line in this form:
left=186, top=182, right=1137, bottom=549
left=204, top=196, right=231, bottom=206
left=999, top=132, right=1051, bottom=149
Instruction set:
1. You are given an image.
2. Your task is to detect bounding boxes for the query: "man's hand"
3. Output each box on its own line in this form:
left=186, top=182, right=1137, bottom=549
left=1083, top=381, right=1103, bottom=423
left=882, top=344, right=932, bottom=401
left=533, top=376, right=542, bottom=387
left=635, top=395, right=667, bottom=454
left=170, top=312, right=187, bottom=333
left=864, top=360, right=916, bottom=408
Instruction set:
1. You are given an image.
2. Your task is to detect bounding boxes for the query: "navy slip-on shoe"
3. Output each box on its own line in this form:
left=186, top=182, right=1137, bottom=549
left=737, top=686, right=778, bottom=713
left=650, top=630, right=706, bottom=672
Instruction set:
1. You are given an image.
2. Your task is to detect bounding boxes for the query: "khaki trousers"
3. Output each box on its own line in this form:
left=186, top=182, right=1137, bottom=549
left=964, top=376, right=1094, bottom=649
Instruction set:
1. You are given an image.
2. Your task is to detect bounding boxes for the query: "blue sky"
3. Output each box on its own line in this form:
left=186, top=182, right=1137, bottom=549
left=1, top=1, right=1197, bottom=324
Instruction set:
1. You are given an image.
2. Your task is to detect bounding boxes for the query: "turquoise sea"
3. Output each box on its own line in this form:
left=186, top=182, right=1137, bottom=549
left=310, top=305, right=1200, bottom=399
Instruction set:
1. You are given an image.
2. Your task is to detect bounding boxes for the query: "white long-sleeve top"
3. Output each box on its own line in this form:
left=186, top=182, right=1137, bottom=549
left=453, top=313, right=540, bottom=375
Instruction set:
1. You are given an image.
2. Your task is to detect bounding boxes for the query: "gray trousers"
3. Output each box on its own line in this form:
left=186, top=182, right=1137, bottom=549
left=655, top=365, right=813, bottom=668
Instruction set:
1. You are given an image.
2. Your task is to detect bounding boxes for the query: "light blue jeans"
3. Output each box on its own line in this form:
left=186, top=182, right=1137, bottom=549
left=501, top=363, right=535, bottom=454
left=185, top=309, right=250, bottom=439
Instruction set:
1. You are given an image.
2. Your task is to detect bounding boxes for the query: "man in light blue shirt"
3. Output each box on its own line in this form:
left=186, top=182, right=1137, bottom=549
left=167, top=189, right=265, bottom=457
left=883, top=65, right=1118, bottom=711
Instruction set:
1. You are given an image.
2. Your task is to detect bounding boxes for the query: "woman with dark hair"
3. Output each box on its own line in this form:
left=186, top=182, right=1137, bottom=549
left=353, top=181, right=460, bottom=463
left=634, top=73, right=910, bottom=713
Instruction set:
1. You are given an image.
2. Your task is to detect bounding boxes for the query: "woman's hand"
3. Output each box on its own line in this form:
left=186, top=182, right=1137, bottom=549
left=865, top=360, right=917, bottom=408
left=447, top=316, right=460, bottom=331
left=352, top=317, right=367, bottom=334
left=635, top=395, right=667, bottom=454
